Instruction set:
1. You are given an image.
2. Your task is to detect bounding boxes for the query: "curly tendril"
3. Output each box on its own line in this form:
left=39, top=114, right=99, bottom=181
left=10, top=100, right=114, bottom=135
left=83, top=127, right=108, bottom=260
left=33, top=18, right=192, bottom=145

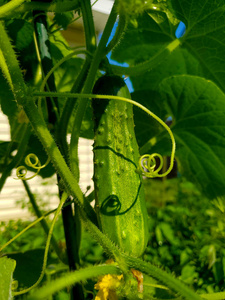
left=33, top=91, right=176, bottom=179
left=138, top=153, right=164, bottom=178
left=15, top=153, right=50, bottom=181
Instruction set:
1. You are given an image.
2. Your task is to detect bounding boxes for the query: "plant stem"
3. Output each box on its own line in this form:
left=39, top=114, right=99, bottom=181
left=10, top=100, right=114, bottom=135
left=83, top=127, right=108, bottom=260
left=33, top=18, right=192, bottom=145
left=28, top=265, right=122, bottom=300
left=0, top=48, right=13, bottom=90
left=110, top=39, right=181, bottom=76
left=69, top=0, right=96, bottom=180
left=0, top=0, right=80, bottom=18
left=22, top=180, right=66, bottom=263
left=80, top=0, right=96, bottom=53
left=79, top=207, right=202, bottom=300
left=33, top=7, right=84, bottom=298
left=0, top=22, right=26, bottom=100
left=0, top=0, right=26, bottom=18
left=69, top=2, right=117, bottom=179
left=105, top=14, right=127, bottom=54
left=0, top=20, right=85, bottom=210
left=61, top=198, right=84, bottom=299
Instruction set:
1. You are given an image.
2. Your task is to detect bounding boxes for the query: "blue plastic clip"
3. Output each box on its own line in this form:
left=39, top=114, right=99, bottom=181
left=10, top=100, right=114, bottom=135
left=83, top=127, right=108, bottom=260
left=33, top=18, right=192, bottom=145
left=175, top=21, right=186, bottom=38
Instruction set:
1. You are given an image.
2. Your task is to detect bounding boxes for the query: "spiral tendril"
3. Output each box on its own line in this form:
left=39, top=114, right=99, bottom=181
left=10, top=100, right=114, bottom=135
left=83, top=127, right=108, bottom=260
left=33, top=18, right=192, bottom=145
left=15, top=153, right=50, bottom=181
left=138, top=153, right=164, bottom=178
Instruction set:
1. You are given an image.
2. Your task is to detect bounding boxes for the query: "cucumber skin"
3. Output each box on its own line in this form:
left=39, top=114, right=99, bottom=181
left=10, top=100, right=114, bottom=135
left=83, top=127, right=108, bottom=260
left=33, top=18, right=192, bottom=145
left=92, top=75, right=149, bottom=257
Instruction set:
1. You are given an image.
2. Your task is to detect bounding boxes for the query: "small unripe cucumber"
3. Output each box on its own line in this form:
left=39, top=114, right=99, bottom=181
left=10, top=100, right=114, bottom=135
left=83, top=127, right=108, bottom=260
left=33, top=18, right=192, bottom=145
left=92, top=75, right=149, bottom=257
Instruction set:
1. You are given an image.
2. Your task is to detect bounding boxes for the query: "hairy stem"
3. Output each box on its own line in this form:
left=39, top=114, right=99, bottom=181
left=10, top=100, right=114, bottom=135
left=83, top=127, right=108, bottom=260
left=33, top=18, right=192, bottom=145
left=0, top=0, right=80, bottom=18
left=110, top=39, right=181, bottom=76
left=105, top=14, right=127, bottom=54
left=28, top=265, right=121, bottom=299
left=69, top=2, right=117, bottom=180
left=0, top=48, right=13, bottom=90
left=0, top=0, right=27, bottom=18
left=0, top=22, right=26, bottom=100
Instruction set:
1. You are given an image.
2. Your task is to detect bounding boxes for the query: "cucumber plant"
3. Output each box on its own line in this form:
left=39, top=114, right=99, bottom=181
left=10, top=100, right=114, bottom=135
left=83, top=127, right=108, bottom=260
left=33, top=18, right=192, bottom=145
left=0, top=0, right=225, bottom=300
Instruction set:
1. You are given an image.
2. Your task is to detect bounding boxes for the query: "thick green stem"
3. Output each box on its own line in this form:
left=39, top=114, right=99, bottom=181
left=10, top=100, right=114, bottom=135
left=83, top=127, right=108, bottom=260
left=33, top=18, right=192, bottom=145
left=105, top=14, right=127, bottom=54
left=33, top=9, right=84, bottom=298
left=79, top=207, right=202, bottom=300
left=22, top=180, right=66, bottom=263
left=0, top=22, right=26, bottom=100
left=69, top=2, right=117, bottom=179
left=69, top=0, right=96, bottom=180
left=0, top=0, right=27, bottom=18
left=0, top=48, right=13, bottom=90
left=80, top=0, right=96, bottom=53
left=21, top=98, right=84, bottom=207
left=0, top=0, right=80, bottom=18
left=111, top=39, right=181, bottom=76
left=27, top=265, right=122, bottom=300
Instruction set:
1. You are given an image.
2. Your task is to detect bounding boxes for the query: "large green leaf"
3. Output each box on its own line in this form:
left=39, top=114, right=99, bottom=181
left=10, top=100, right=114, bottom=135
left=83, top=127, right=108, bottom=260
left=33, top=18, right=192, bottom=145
left=168, top=0, right=225, bottom=92
left=155, top=75, right=225, bottom=199
left=132, top=90, right=166, bottom=148
left=111, top=11, right=203, bottom=92
left=0, top=256, right=16, bottom=300
left=6, top=248, right=57, bottom=289
left=133, top=76, right=225, bottom=199
left=112, top=1, right=225, bottom=94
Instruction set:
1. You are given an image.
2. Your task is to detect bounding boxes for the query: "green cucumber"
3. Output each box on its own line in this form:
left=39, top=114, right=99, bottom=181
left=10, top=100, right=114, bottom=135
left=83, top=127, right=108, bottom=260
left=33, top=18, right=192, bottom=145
left=92, top=74, right=149, bottom=257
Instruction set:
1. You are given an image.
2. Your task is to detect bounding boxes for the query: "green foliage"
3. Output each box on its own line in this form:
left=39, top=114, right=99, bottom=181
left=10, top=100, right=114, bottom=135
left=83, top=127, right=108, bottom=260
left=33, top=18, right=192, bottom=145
left=0, top=0, right=225, bottom=299
left=0, top=257, right=16, bottom=300
left=144, top=178, right=225, bottom=294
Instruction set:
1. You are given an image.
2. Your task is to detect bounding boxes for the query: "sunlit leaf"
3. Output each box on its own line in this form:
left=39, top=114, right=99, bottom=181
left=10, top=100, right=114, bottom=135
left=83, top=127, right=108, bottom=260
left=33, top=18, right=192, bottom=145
left=0, top=256, right=16, bottom=300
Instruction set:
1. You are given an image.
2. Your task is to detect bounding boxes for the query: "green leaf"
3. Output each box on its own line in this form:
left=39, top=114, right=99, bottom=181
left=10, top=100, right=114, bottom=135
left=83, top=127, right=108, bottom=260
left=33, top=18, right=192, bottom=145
left=132, top=90, right=165, bottom=148
left=158, top=75, right=225, bottom=199
left=111, top=11, right=203, bottom=92
left=6, top=19, right=34, bottom=51
left=112, top=11, right=176, bottom=65
left=169, top=0, right=225, bottom=92
left=6, top=249, right=57, bottom=289
left=0, top=141, right=17, bottom=173
left=53, top=12, right=74, bottom=30
left=0, top=70, right=17, bottom=118
left=160, top=222, right=180, bottom=246
left=181, top=265, right=197, bottom=285
left=0, top=256, right=16, bottom=300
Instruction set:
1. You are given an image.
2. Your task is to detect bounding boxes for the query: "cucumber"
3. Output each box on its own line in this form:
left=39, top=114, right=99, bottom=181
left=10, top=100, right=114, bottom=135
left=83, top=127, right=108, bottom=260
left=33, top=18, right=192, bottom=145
left=92, top=75, right=149, bottom=257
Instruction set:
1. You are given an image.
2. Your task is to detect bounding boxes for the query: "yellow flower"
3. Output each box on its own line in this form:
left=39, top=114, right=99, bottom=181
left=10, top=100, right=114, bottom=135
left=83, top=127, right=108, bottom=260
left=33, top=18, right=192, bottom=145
left=94, top=274, right=123, bottom=300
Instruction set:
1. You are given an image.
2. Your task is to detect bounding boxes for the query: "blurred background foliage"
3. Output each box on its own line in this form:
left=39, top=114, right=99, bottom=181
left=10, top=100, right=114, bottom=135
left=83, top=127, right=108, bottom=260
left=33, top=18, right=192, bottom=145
left=1, top=177, right=225, bottom=298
